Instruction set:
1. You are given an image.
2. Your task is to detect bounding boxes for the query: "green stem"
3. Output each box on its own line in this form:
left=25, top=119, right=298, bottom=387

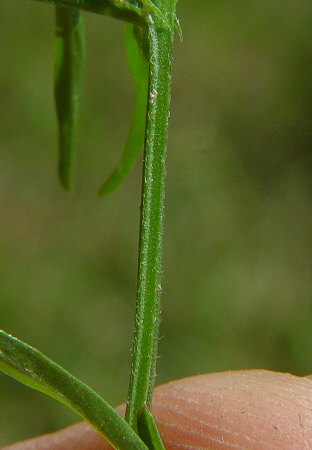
left=29, top=0, right=145, bottom=26
left=126, top=0, right=176, bottom=430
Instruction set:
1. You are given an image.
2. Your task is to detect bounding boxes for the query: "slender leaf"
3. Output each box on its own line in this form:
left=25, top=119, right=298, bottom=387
left=0, top=330, right=147, bottom=450
left=174, top=15, right=182, bottom=40
left=137, top=405, right=166, bottom=450
left=99, top=24, right=148, bottom=195
left=55, top=5, right=85, bottom=191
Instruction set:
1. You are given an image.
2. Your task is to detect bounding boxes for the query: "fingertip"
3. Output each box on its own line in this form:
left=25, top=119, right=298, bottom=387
left=4, top=370, right=312, bottom=450
left=152, top=370, right=312, bottom=449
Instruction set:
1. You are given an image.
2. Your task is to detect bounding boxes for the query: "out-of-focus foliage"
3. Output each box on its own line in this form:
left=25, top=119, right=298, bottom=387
left=0, top=0, right=311, bottom=445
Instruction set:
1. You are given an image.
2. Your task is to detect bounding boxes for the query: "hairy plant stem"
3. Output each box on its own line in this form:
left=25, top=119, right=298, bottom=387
left=126, top=0, right=176, bottom=430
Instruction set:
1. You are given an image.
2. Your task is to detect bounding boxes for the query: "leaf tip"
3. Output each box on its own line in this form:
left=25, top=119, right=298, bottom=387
left=58, top=166, right=74, bottom=192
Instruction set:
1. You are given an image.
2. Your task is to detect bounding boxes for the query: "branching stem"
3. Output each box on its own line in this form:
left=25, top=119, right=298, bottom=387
left=29, top=0, right=145, bottom=25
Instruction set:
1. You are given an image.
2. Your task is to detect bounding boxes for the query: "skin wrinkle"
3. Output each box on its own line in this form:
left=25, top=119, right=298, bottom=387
left=164, top=437, right=238, bottom=450
left=168, top=388, right=303, bottom=428
left=155, top=419, right=248, bottom=450
left=155, top=398, right=277, bottom=446
left=163, top=438, right=211, bottom=450
left=154, top=389, right=292, bottom=441
left=152, top=371, right=312, bottom=449
left=159, top=414, right=274, bottom=450
left=158, top=373, right=312, bottom=422
left=155, top=399, right=243, bottom=436
left=154, top=401, right=277, bottom=449
left=155, top=403, right=267, bottom=449
left=166, top=374, right=310, bottom=448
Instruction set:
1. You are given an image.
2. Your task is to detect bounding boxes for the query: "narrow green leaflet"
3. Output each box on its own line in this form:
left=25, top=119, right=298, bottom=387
left=99, top=24, right=149, bottom=195
left=55, top=5, right=85, bottom=191
left=113, top=0, right=166, bottom=25
left=0, top=330, right=148, bottom=450
left=174, top=15, right=182, bottom=40
left=137, top=405, right=166, bottom=450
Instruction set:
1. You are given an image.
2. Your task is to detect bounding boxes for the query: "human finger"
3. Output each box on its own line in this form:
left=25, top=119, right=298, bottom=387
left=3, top=370, right=312, bottom=449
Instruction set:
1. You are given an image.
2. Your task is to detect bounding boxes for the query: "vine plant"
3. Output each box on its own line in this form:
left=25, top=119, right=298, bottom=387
left=0, top=0, right=179, bottom=449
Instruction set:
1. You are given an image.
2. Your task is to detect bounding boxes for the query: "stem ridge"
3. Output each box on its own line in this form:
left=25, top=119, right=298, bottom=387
left=126, top=1, right=176, bottom=430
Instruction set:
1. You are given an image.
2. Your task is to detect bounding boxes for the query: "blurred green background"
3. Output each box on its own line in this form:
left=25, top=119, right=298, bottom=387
left=0, top=0, right=311, bottom=446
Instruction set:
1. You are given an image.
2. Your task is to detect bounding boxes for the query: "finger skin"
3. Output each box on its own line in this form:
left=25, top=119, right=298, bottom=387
left=3, top=370, right=312, bottom=449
